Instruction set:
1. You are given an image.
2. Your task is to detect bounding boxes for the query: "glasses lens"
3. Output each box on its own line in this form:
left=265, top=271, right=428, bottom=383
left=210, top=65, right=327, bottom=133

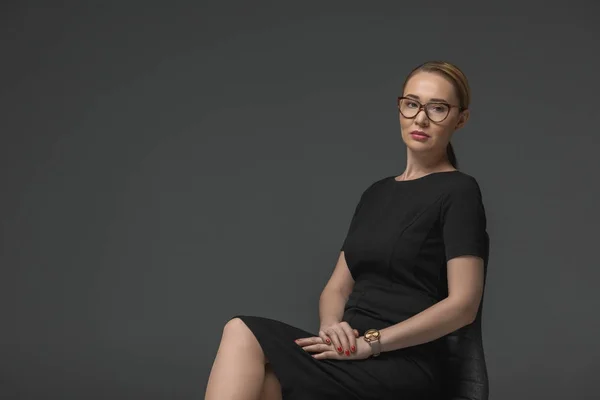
left=398, top=98, right=419, bottom=118
left=426, top=103, right=450, bottom=122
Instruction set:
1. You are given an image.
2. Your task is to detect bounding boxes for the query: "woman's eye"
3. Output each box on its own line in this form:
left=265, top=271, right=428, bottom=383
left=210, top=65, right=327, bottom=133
left=431, top=105, right=448, bottom=113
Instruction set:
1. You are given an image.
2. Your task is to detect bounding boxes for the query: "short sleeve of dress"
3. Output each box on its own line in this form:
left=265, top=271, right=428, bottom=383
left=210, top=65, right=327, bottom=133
left=441, top=177, right=488, bottom=262
left=340, top=192, right=366, bottom=252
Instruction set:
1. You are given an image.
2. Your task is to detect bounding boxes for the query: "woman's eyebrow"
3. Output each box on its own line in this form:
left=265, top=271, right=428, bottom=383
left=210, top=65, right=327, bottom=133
left=405, top=94, right=449, bottom=103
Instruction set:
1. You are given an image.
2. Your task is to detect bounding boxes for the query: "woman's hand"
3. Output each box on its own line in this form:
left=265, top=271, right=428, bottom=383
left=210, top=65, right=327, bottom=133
left=295, top=321, right=360, bottom=357
left=318, top=321, right=360, bottom=356
left=295, top=335, right=373, bottom=361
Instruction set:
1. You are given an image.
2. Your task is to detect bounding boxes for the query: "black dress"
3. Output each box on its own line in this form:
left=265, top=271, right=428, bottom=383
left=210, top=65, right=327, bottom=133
left=234, top=171, right=489, bottom=400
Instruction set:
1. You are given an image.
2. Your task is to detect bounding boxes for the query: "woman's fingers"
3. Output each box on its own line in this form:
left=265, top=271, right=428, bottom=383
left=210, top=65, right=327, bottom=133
left=331, top=326, right=350, bottom=356
left=324, top=328, right=345, bottom=355
left=339, top=322, right=357, bottom=354
left=312, top=350, right=339, bottom=360
left=296, top=336, right=334, bottom=354
left=302, top=343, right=331, bottom=353
left=318, top=330, right=332, bottom=346
left=295, top=336, right=323, bottom=347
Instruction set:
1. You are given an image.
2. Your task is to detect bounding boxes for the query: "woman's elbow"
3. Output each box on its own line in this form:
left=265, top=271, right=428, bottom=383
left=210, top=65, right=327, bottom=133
left=450, top=297, right=480, bottom=326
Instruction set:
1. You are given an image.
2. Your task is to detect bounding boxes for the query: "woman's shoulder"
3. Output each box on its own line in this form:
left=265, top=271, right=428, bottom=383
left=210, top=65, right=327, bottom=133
left=440, top=171, right=485, bottom=202
left=362, top=175, right=394, bottom=193
left=445, top=170, right=481, bottom=187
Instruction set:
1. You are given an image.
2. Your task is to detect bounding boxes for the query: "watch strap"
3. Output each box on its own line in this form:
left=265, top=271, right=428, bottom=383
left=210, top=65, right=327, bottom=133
left=369, top=339, right=381, bottom=357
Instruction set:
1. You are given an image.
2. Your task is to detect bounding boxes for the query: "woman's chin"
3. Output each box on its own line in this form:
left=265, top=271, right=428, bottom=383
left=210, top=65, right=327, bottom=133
left=404, top=141, right=435, bottom=152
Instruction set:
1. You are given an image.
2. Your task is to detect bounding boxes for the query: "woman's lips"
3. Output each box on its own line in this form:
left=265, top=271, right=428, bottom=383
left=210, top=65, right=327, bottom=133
left=410, top=131, right=430, bottom=140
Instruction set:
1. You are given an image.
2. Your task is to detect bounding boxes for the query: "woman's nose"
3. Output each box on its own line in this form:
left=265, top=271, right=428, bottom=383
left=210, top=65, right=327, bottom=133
left=414, top=109, right=429, bottom=125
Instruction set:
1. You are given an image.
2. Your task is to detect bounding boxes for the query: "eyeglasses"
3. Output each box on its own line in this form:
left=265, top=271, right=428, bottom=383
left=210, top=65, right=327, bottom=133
left=397, top=96, right=464, bottom=123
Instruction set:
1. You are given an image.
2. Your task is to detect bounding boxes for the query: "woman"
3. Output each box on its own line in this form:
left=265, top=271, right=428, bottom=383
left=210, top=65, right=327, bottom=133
left=205, top=60, right=489, bottom=400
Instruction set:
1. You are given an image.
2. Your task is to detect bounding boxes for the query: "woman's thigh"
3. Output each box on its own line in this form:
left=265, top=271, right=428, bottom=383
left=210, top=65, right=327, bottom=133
left=260, top=364, right=282, bottom=400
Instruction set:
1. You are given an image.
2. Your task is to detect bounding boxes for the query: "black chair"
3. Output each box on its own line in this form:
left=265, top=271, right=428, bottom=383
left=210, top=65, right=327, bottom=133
left=441, top=233, right=490, bottom=400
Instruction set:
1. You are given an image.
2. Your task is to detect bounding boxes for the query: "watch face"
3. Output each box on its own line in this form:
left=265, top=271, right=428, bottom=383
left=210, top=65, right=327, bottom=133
left=364, top=329, right=380, bottom=341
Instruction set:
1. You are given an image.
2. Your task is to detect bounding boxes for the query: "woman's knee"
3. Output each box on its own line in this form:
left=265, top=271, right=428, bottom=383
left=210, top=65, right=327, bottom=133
left=223, top=317, right=247, bottom=334
left=222, top=318, right=261, bottom=349
left=219, top=317, right=267, bottom=363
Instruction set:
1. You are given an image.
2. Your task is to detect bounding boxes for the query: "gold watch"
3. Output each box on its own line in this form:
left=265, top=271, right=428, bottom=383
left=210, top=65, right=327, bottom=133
left=363, top=328, right=381, bottom=357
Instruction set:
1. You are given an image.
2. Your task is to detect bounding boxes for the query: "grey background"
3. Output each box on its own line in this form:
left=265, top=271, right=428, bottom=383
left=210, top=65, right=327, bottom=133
left=1, top=1, right=599, bottom=399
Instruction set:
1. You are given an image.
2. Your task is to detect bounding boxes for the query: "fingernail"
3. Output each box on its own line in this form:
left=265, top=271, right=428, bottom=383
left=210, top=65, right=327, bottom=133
left=345, top=349, right=350, bottom=356
left=351, top=346, right=356, bottom=352
left=325, top=338, right=330, bottom=344
left=337, top=346, right=343, bottom=353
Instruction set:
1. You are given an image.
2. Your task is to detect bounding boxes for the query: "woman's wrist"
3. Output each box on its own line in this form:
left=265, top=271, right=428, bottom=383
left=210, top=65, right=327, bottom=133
left=319, top=318, right=341, bottom=328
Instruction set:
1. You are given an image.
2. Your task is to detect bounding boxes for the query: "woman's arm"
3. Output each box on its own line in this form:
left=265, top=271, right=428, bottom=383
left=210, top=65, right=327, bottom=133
left=378, top=255, right=484, bottom=352
left=319, top=251, right=355, bottom=326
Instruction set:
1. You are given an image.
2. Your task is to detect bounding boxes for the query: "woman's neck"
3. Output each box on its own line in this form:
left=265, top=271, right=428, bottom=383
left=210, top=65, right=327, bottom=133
left=402, top=152, right=455, bottom=180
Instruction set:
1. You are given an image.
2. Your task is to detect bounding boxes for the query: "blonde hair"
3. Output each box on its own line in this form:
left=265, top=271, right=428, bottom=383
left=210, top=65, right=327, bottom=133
left=402, top=61, right=471, bottom=168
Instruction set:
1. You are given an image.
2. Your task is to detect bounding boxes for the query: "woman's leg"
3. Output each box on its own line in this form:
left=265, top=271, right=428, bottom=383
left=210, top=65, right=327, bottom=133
left=204, top=318, right=281, bottom=400
left=260, top=364, right=282, bottom=400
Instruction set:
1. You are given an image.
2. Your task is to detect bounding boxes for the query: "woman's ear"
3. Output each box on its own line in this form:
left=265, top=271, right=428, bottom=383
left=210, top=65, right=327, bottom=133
left=455, top=109, right=470, bottom=130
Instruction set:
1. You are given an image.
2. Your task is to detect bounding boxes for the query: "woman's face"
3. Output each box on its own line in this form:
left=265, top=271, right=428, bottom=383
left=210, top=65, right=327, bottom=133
left=399, top=71, right=469, bottom=155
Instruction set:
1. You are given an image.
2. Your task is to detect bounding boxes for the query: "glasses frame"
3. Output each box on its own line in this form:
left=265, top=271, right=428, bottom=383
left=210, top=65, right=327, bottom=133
left=397, top=96, right=465, bottom=123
